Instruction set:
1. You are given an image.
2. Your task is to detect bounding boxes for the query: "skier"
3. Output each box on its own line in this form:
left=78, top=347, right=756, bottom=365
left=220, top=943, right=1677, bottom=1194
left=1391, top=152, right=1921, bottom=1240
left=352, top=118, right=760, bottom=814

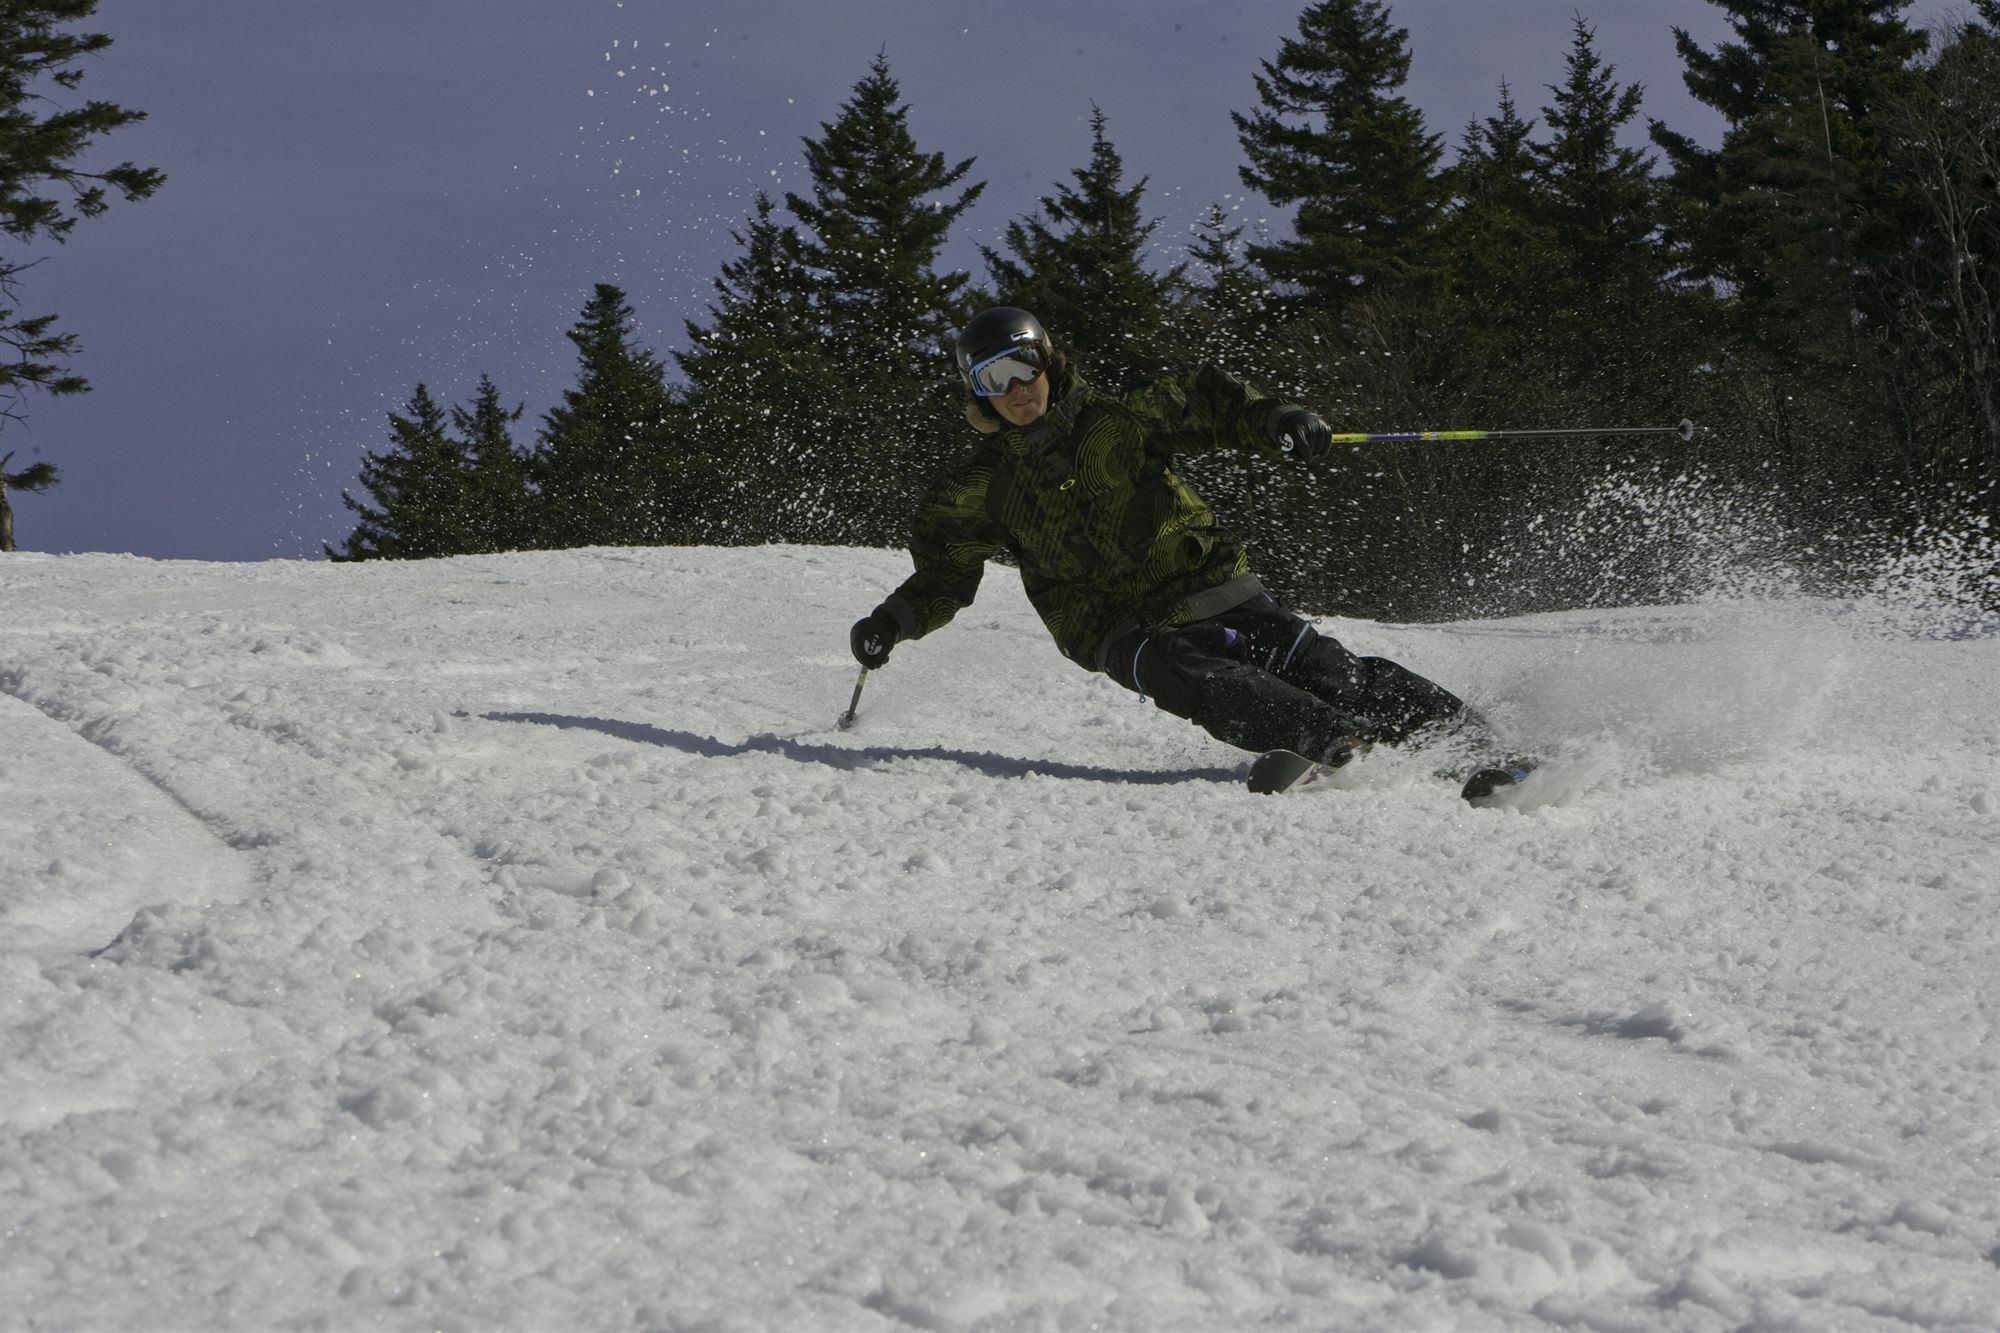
left=848, top=306, right=1528, bottom=800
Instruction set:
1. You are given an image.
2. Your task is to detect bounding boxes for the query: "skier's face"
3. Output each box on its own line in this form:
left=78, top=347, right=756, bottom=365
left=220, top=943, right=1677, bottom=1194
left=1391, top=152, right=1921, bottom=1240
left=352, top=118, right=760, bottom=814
left=990, top=368, right=1049, bottom=427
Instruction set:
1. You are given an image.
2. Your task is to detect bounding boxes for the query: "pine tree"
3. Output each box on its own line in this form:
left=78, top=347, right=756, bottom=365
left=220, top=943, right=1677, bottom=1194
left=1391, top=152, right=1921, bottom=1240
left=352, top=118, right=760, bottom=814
left=788, top=53, right=982, bottom=386
left=677, top=193, right=842, bottom=543
left=1534, top=18, right=1662, bottom=301
left=1646, top=0, right=1940, bottom=551
left=1652, top=0, right=1926, bottom=455
left=333, top=384, right=472, bottom=561
left=1184, top=202, right=1276, bottom=369
left=0, top=0, right=162, bottom=496
left=1523, top=17, right=1693, bottom=431
left=1454, top=83, right=1542, bottom=219
left=1874, top=5, right=2000, bottom=497
left=1232, top=0, right=1445, bottom=309
left=532, top=284, right=689, bottom=550
left=679, top=194, right=819, bottom=404
left=1431, top=83, right=1558, bottom=415
left=451, top=373, right=532, bottom=552
left=783, top=52, right=983, bottom=545
left=980, top=106, right=1191, bottom=386
left=0, top=447, right=55, bottom=551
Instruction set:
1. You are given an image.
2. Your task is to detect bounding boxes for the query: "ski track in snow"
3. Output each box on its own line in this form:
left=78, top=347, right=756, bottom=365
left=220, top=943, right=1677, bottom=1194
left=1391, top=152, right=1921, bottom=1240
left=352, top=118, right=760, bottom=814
left=1, top=545, right=1997, bottom=1331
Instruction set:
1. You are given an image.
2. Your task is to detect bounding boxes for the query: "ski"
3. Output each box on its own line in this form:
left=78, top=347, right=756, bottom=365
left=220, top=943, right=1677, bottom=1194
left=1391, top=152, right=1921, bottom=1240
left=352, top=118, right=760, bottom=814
left=1250, top=746, right=1538, bottom=804
left=1247, top=749, right=1319, bottom=794
left=1247, top=741, right=1367, bottom=795
left=1460, top=763, right=1537, bottom=806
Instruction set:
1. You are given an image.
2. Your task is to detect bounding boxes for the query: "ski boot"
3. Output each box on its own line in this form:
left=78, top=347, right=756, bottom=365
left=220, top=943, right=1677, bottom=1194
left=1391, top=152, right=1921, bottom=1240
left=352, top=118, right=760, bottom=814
left=1460, top=761, right=1537, bottom=806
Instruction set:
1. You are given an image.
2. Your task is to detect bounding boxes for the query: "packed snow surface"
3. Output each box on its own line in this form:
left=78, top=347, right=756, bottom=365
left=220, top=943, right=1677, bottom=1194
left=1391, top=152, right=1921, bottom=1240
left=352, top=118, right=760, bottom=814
left=2, top=544, right=1997, bottom=1331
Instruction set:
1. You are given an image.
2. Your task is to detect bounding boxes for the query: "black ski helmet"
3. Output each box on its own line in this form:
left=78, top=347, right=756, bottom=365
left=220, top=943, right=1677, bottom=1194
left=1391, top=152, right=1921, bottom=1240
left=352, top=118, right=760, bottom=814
left=954, top=307, right=1052, bottom=389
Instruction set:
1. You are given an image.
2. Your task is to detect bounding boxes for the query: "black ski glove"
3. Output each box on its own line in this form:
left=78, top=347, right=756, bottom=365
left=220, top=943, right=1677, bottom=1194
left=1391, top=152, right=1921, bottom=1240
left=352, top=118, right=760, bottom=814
left=850, top=608, right=900, bottom=670
left=1268, top=405, right=1334, bottom=461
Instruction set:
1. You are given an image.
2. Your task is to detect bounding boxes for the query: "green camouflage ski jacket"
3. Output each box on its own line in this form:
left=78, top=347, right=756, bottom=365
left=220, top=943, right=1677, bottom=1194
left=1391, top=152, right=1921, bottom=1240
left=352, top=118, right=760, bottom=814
left=882, top=360, right=1288, bottom=672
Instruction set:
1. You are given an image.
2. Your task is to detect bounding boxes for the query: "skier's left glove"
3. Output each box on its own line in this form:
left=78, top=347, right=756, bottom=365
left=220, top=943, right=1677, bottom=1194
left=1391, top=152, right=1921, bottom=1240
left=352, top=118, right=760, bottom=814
left=850, top=608, right=900, bottom=670
left=1268, top=405, right=1334, bottom=461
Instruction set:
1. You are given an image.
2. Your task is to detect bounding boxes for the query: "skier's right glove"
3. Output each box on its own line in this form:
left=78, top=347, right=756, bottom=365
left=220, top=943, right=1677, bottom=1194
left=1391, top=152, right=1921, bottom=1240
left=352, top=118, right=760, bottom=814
left=1268, top=404, right=1334, bottom=461
left=850, top=608, right=900, bottom=670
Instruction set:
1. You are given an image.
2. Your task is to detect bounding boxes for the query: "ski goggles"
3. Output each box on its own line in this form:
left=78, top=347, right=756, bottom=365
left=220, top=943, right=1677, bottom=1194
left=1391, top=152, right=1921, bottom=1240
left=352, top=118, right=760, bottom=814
left=965, top=345, right=1047, bottom=397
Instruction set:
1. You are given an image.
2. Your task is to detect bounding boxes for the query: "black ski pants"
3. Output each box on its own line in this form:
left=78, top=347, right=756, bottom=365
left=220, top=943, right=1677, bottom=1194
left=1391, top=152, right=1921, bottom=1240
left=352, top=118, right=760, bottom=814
left=1102, top=594, right=1477, bottom=764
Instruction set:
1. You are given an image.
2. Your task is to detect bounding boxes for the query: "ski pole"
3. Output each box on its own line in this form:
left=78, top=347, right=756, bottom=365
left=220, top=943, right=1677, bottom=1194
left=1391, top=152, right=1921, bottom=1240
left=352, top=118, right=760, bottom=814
left=837, top=667, right=868, bottom=731
left=1327, top=419, right=1696, bottom=446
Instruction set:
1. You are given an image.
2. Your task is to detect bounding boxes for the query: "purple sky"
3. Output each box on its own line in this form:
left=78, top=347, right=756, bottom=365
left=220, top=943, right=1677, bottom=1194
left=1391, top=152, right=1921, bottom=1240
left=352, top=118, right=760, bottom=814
left=18, top=0, right=1734, bottom=560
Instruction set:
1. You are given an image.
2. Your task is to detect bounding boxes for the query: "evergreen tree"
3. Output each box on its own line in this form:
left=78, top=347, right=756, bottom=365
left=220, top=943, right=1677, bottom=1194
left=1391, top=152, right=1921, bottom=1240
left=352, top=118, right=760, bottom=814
left=1525, top=18, right=1691, bottom=430
left=784, top=52, right=983, bottom=545
left=980, top=106, right=1191, bottom=386
left=787, top=53, right=982, bottom=385
left=1874, top=5, right=2000, bottom=498
left=1533, top=18, right=1662, bottom=302
left=532, top=283, right=690, bottom=550
left=0, top=447, right=55, bottom=551
left=677, top=193, right=842, bottom=543
left=451, top=373, right=532, bottom=552
left=0, top=0, right=162, bottom=466
left=1232, top=0, right=1445, bottom=309
left=1431, top=83, right=1558, bottom=415
left=1408, top=38, right=1706, bottom=621
left=333, top=384, right=472, bottom=561
left=1183, top=202, right=1277, bottom=374
left=1651, top=0, right=1926, bottom=472
left=1454, top=82, right=1542, bottom=218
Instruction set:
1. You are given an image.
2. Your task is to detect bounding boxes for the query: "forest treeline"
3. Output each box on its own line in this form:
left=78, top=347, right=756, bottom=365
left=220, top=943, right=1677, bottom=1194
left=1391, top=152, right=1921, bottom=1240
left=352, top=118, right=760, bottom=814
left=335, top=0, right=2000, bottom=621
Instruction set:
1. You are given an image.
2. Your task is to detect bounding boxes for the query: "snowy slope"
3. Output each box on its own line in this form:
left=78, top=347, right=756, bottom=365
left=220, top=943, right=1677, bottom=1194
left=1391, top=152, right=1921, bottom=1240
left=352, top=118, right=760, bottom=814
left=2, top=545, right=1996, bottom=1331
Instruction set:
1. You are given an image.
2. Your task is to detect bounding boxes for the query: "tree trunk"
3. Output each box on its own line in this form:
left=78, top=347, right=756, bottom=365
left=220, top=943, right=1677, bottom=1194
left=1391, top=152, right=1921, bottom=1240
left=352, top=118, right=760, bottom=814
left=0, top=450, right=14, bottom=552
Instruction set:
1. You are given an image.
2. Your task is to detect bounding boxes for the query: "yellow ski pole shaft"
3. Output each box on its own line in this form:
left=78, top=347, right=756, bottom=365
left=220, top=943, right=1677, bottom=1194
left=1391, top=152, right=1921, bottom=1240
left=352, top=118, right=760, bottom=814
left=1325, top=419, right=1697, bottom=446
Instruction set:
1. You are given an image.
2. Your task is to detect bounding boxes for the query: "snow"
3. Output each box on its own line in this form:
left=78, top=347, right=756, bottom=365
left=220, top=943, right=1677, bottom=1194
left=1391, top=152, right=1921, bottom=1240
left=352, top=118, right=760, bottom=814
left=2, top=542, right=1996, bottom=1331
